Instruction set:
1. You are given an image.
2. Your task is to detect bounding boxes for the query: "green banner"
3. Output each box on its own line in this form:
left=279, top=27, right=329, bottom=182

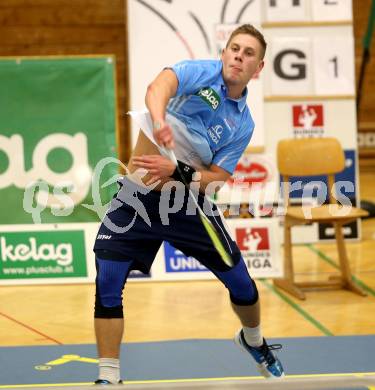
left=0, top=230, right=87, bottom=279
left=0, top=56, right=119, bottom=225
left=363, top=0, right=375, bottom=50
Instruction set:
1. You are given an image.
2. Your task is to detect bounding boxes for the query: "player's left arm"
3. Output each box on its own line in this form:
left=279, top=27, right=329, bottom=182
left=196, top=164, right=230, bottom=194
left=132, top=154, right=230, bottom=193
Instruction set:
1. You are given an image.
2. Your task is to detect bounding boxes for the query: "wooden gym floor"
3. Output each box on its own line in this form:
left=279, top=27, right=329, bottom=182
left=0, top=172, right=374, bottom=347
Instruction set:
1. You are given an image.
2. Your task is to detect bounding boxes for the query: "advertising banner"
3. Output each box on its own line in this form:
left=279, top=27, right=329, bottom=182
left=228, top=219, right=282, bottom=278
left=0, top=57, right=118, bottom=225
left=0, top=57, right=118, bottom=285
left=0, top=230, right=87, bottom=280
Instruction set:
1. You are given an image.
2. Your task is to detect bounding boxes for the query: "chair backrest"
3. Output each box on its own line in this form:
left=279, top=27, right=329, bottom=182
left=277, top=137, right=345, bottom=177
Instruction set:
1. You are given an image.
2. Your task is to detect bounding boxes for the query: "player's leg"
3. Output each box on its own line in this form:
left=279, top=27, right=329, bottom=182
left=209, top=255, right=284, bottom=378
left=94, top=253, right=134, bottom=384
left=92, top=177, right=164, bottom=384
left=167, top=201, right=284, bottom=379
left=165, top=200, right=263, bottom=342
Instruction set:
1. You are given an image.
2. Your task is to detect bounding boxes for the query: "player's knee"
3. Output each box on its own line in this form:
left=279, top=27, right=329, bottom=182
left=94, top=296, right=123, bottom=318
left=94, top=281, right=124, bottom=317
left=229, top=277, right=259, bottom=306
left=94, top=300, right=123, bottom=318
left=224, top=258, right=259, bottom=306
left=94, top=279, right=124, bottom=318
left=94, top=256, right=131, bottom=318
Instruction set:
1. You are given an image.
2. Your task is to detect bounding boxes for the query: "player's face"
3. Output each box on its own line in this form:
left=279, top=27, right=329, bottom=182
left=221, top=33, right=264, bottom=91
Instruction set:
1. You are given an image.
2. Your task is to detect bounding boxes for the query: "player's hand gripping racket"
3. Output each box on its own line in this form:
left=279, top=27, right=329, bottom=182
left=165, top=149, right=234, bottom=268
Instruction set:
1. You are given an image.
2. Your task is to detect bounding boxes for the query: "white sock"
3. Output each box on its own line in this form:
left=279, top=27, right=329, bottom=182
left=243, top=325, right=263, bottom=348
left=98, top=358, right=120, bottom=383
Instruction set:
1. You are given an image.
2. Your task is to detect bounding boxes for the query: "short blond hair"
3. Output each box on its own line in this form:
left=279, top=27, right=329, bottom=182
left=226, top=24, right=267, bottom=59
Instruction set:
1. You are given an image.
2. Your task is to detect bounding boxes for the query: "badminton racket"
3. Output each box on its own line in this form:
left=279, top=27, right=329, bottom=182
left=165, top=149, right=233, bottom=268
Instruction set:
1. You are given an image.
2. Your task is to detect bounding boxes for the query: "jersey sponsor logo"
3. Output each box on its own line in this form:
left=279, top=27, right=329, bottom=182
left=196, top=87, right=221, bottom=110
left=208, top=124, right=224, bottom=144
left=97, top=234, right=112, bottom=240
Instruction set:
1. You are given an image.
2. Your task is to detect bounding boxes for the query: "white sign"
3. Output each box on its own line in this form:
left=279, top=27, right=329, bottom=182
left=313, top=36, right=355, bottom=95
left=128, top=0, right=263, bottom=147
left=226, top=218, right=283, bottom=278
left=270, top=37, right=312, bottom=95
left=311, top=0, right=353, bottom=22
left=265, top=0, right=309, bottom=22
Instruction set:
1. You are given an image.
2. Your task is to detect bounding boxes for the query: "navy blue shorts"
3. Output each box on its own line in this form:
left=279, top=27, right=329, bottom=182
left=94, top=177, right=242, bottom=274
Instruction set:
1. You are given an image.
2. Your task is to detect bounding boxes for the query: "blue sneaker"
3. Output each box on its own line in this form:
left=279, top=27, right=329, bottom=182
left=94, top=379, right=123, bottom=385
left=234, top=329, right=285, bottom=378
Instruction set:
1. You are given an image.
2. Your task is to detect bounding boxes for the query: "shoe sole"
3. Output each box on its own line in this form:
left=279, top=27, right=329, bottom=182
left=234, top=330, right=285, bottom=379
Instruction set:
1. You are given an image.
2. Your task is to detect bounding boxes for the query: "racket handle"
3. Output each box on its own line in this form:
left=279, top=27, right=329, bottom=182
left=164, top=148, right=178, bottom=166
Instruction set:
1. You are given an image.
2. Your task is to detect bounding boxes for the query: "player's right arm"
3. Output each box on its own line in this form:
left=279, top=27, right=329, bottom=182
left=145, top=69, right=178, bottom=149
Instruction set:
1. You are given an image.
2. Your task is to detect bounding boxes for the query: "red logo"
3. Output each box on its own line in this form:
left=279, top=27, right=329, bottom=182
left=293, top=105, right=324, bottom=128
left=229, top=155, right=271, bottom=185
left=235, top=228, right=270, bottom=251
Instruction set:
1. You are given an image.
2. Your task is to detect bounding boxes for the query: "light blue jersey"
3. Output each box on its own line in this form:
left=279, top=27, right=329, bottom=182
left=167, top=59, right=254, bottom=174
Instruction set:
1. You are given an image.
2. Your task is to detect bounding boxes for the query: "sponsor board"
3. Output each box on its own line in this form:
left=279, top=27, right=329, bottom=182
left=230, top=153, right=273, bottom=186
left=217, top=154, right=277, bottom=205
left=235, top=227, right=282, bottom=275
left=229, top=219, right=282, bottom=278
left=0, top=230, right=87, bottom=279
left=164, top=242, right=208, bottom=273
left=0, top=57, right=117, bottom=225
left=292, top=104, right=325, bottom=138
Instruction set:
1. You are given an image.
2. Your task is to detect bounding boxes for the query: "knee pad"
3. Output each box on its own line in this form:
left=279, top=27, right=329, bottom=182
left=216, top=257, right=259, bottom=306
left=95, top=300, right=123, bottom=319
left=94, top=256, right=133, bottom=318
left=229, top=277, right=259, bottom=306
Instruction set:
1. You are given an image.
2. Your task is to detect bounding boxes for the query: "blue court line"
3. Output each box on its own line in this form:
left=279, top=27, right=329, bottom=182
left=306, top=244, right=375, bottom=297
left=260, top=279, right=334, bottom=336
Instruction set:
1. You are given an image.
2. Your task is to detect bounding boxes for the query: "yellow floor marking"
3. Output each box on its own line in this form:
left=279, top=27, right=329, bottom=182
left=1, top=372, right=375, bottom=388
